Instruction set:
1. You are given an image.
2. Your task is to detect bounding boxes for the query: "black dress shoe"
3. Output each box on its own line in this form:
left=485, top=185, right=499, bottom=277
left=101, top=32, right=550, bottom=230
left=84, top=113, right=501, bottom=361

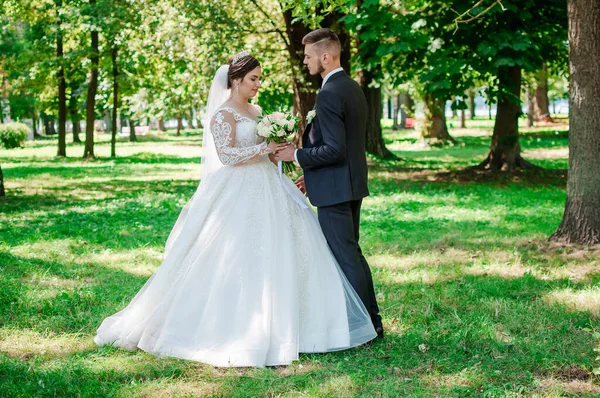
left=375, top=326, right=384, bottom=339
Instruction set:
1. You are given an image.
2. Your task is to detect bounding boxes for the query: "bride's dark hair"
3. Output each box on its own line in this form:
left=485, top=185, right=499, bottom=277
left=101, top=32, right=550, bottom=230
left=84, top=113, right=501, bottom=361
left=227, top=54, right=260, bottom=89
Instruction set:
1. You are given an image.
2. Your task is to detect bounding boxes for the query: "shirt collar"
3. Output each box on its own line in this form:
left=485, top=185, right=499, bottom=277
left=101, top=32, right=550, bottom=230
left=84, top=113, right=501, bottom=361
left=321, top=67, right=344, bottom=88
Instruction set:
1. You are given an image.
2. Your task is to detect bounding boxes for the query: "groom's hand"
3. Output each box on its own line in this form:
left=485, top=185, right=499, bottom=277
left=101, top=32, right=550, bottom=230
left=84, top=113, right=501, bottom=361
left=274, top=144, right=296, bottom=162
left=295, top=175, right=306, bottom=194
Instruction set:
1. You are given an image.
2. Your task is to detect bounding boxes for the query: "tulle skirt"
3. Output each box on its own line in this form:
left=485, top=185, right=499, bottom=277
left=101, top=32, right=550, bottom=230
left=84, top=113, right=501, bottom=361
left=94, top=157, right=376, bottom=367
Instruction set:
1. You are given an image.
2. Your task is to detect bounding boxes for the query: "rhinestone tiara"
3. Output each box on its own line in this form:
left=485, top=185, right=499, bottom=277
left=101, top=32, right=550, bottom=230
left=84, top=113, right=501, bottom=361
left=232, top=50, right=250, bottom=64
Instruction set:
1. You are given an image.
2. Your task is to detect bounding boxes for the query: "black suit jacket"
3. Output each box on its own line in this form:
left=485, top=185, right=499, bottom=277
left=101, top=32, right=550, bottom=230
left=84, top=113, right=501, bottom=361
left=296, top=70, right=370, bottom=207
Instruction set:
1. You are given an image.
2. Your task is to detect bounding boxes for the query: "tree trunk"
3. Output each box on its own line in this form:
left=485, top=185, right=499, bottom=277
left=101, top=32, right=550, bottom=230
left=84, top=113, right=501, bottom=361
left=460, top=108, right=466, bottom=128
left=129, top=117, right=137, bottom=142
left=422, top=94, right=456, bottom=144
left=451, top=97, right=458, bottom=118
left=72, top=119, right=81, bottom=142
left=57, top=1, right=67, bottom=157
left=83, top=0, right=98, bottom=159
left=478, top=65, right=533, bottom=171
left=176, top=116, right=182, bottom=136
left=32, top=110, right=40, bottom=138
left=282, top=10, right=321, bottom=141
left=468, top=89, right=476, bottom=120
left=0, top=164, right=5, bottom=197
left=104, top=109, right=111, bottom=134
left=534, top=63, right=552, bottom=121
left=110, top=46, right=118, bottom=158
left=551, top=0, right=600, bottom=245
left=158, top=118, right=166, bottom=132
left=187, top=106, right=194, bottom=129
left=526, top=84, right=535, bottom=127
left=44, top=117, right=57, bottom=135
left=387, top=97, right=392, bottom=120
left=401, top=93, right=415, bottom=128
left=357, top=69, right=394, bottom=158
left=68, top=86, right=82, bottom=143
left=392, top=93, right=400, bottom=130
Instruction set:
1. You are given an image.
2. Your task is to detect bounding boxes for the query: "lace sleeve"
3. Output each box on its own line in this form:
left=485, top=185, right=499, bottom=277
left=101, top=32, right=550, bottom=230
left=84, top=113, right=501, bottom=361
left=210, top=110, right=269, bottom=165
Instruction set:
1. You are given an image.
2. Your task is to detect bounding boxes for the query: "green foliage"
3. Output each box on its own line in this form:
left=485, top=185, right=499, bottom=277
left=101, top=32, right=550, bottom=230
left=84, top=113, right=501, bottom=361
left=0, top=122, right=29, bottom=149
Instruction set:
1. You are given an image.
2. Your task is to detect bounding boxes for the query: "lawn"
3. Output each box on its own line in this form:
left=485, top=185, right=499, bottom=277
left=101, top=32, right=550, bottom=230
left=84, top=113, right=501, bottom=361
left=1, top=117, right=599, bottom=397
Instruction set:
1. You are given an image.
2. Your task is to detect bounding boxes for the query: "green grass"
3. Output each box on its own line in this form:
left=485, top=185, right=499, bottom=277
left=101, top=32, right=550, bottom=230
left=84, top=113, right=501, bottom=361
left=1, top=119, right=599, bottom=397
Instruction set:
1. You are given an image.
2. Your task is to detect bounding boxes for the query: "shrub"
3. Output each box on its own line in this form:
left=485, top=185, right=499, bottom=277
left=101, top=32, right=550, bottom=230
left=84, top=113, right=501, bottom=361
left=0, top=122, right=30, bottom=149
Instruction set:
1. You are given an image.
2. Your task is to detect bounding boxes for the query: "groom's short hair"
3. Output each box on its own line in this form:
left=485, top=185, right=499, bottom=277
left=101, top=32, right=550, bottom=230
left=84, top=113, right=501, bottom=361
left=302, top=28, right=341, bottom=60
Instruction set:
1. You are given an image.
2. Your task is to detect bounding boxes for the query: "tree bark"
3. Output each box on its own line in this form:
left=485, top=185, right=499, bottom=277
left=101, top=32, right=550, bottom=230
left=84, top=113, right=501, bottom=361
left=44, top=116, right=57, bottom=135
left=0, top=164, right=5, bottom=197
left=176, top=116, right=182, bottom=136
left=68, top=84, right=82, bottom=143
left=104, top=109, right=111, bottom=134
left=422, top=94, right=455, bottom=144
left=468, top=88, right=476, bottom=120
left=526, top=84, right=535, bottom=127
left=32, top=110, right=40, bottom=138
left=460, top=108, right=466, bottom=128
left=357, top=69, right=394, bottom=158
left=187, top=106, right=194, bottom=129
left=534, top=63, right=552, bottom=121
left=551, top=0, right=600, bottom=245
left=451, top=97, right=458, bottom=118
left=478, top=65, right=533, bottom=171
left=392, top=93, right=400, bottom=130
left=111, top=46, right=118, bottom=158
left=129, top=117, right=137, bottom=142
left=158, top=118, right=166, bottom=132
left=400, top=93, right=415, bottom=128
left=57, top=0, right=67, bottom=157
left=282, top=10, right=320, bottom=141
left=83, top=0, right=98, bottom=159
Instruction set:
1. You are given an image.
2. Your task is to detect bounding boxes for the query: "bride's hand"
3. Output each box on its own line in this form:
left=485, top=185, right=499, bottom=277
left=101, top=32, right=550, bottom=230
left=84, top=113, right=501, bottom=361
left=295, top=175, right=306, bottom=194
left=267, top=141, right=289, bottom=154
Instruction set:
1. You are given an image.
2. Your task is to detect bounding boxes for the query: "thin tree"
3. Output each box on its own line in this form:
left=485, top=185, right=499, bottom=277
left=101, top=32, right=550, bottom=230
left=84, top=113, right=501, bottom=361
left=551, top=0, right=600, bottom=244
left=83, top=0, right=99, bottom=159
left=110, top=46, right=118, bottom=157
left=0, top=164, right=5, bottom=197
left=57, top=0, right=67, bottom=157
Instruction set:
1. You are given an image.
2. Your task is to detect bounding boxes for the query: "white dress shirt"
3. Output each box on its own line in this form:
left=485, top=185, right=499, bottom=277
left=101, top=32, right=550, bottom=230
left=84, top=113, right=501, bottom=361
left=294, top=67, right=345, bottom=164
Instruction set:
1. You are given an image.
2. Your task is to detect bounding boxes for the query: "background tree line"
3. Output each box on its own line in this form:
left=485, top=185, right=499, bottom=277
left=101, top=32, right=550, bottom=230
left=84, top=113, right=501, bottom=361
left=1, top=0, right=599, bottom=245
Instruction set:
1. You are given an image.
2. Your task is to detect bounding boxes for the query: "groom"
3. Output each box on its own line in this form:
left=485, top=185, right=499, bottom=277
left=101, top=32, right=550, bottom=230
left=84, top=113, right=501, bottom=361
left=275, top=28, right=383, bottom=339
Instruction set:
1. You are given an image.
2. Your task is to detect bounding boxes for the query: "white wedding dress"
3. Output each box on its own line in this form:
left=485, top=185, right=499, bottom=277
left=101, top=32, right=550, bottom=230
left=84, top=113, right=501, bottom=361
left=94, top=67, right=376, bottom=368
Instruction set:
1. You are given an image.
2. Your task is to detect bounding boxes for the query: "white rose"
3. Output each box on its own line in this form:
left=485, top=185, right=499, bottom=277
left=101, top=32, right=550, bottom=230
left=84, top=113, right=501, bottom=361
left=257, top=124, right=269, bottom=137
left=287, top=119, right=296, bottom=131
left=262, top=117, right=272, bottom=127
left=270, top=112, right=286, bottom=121
left=307, top=110, right=316, bottom=124
left=276, top=128, right=286, bottom=137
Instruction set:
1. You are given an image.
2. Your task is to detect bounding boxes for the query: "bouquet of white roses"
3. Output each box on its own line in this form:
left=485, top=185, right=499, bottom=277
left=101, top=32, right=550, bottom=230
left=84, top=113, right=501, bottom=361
left=257, top=111, right=300, bottom=174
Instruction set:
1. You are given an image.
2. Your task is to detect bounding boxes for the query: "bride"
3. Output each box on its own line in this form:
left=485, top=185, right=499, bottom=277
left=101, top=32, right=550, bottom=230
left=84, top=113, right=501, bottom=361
left=93, top=51, right=377, bottom=367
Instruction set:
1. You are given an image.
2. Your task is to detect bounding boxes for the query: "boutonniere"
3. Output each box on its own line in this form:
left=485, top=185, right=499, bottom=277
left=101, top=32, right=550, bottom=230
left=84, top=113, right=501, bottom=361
left=306, top=110, right=316, bottom=124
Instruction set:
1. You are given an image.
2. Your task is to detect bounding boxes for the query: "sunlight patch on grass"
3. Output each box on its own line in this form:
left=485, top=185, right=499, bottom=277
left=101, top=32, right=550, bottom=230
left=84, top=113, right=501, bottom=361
left=317, top=374, right=357, bottom=397
left=543, top=287, right=600, bottom=317
left=85, top=350, right=170, bottom=374
left=534, top=377, right=600, bottom=396
left=86, top=248, right=161, bottom=276
left=420, top=370, right=476, bottom=390
left=125, top=378, right=220, bottom=398
left=11, top=240, right=162, bottom=277
left=523, top=147, right=569, bottom=160
left=0, top=328, right=94, bottom=358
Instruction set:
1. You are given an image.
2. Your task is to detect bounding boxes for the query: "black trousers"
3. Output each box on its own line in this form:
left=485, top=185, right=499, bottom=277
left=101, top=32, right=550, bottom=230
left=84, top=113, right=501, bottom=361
left=317, top=199, right=381, bottom=326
